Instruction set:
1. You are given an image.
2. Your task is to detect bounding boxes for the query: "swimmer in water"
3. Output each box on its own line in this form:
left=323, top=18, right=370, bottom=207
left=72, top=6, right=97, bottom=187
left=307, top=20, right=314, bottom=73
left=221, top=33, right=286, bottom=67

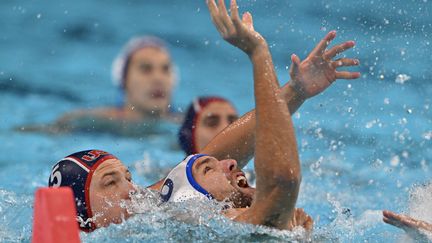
left=22, top=36, right=179, bottom=135
left=178, top=96, right=238, bottom=155
left=159, top=0, right=360, bottom=230
left=383, top=210, right=432, bottom=241
left=49, top=150, right=312, bottom=231
left=49, top=0, right=360, bottom=230
left=48, top=150, right=136, bottom=231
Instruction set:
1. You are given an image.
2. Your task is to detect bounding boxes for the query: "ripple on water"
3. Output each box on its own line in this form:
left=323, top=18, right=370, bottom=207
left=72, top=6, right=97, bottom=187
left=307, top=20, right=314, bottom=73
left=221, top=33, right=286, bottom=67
left=0, top=190, right=33, bottom=242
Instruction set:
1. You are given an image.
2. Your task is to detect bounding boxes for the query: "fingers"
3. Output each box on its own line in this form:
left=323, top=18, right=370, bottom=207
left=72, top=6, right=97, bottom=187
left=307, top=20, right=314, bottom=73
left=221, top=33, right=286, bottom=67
left=383, top=216, right=403, bottom=228
left=324, top=41, right=356, bottom=60
left=304, top=215, right=314, bottom=231
left=331, top=58, right=360, bottom=68
left=383, top=211, right=404, bottom=222
left=218, top=0, right=235, bottom=34
left=294, top=208, right=314, bottom=231
left=309, top=30, right=337, bottom=57
left=383, top=210, right=400, bottom=220
left=382, top=210, right=417, bottom=230
left=242, top=12, right=254, bottom=31
left=335, top=71, right=361, bottom=80
left=208, top=0, right=250, bottom=37
left=289, top=54, right=301, bottom=77
left=230, top=0, right=242, bottom=28
left=295, top=208, right=303, bottom=223
left=207, top=0, right=227, bottom=35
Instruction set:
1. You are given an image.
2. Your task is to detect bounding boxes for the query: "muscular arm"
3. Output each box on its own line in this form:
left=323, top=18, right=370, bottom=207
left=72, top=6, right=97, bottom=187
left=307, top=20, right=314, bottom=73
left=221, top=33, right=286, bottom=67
left=150, top=83, right=302, bottom=190
left=203, top=83, right=304, bottom=168
left=205, top=0, right=301, bottom=229
left=234, top=42, right=300, bottom=229
left=203, top=29, right=360, bottom=168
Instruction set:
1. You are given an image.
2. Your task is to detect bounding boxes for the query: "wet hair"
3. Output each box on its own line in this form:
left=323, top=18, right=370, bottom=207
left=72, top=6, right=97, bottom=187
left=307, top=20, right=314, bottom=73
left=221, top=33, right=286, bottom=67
left=48, top=150, right=117, bottom=231
left=178, top=96, right=233, bottom=155
left=111, top=36, right=169, bottom=89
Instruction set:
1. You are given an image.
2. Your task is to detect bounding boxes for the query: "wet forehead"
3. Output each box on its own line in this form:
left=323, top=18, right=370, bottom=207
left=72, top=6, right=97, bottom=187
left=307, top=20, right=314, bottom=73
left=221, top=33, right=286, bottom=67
left=201, top=102, right=237, bottom=116
left=93, top=159, right=127, bottom=177
left=193, top=156, right=218, bottom=173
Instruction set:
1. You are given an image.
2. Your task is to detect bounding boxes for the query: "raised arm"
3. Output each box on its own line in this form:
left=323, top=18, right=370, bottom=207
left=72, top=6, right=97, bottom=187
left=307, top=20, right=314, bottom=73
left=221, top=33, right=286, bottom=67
left=206, top=0, right=301, bottom=229
left=203, top=29, right=360, bottom=168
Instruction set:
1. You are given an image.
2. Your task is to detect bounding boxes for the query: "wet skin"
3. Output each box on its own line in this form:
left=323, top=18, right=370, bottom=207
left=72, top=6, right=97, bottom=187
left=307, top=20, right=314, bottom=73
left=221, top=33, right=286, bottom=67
left=89, top=159, right=135, bottom=228
left=194, top=102, right=238, bottom=152
left=123, top=47, right=175, bottom=117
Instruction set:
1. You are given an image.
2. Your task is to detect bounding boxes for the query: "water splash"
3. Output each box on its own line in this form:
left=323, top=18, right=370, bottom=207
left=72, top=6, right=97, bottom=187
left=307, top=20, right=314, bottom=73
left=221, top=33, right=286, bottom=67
left=0, top=190, right=33, bottom=242
left=408, top=183, right=432, bottom=225
left=82, top=188, right=313, bottom=242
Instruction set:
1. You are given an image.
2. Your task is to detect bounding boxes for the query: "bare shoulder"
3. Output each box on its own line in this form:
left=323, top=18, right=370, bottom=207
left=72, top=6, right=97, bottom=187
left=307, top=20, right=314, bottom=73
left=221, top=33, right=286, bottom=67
left=90, top=107, right=124, bottom=118
left=165, top=111, right=184, bottom=124
left=57, top=107, right=123, bottom=122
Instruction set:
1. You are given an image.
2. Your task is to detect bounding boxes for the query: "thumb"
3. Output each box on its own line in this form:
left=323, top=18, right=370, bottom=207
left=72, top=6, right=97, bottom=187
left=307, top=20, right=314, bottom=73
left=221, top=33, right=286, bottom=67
left=289, top=54, right=301, bottom=77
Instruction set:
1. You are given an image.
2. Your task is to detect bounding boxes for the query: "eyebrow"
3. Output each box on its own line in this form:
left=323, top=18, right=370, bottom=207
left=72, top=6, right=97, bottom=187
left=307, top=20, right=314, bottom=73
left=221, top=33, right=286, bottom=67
left=101, top=171, right=119, bottom=180
left=195, top=157, right=211, bottom=172
left=204, top=114, right=219, bottom=118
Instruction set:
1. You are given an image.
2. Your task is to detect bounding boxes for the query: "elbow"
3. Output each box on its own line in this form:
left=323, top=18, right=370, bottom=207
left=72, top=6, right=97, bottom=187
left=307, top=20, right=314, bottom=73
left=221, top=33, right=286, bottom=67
left=273, top=171, right=301, bottom=192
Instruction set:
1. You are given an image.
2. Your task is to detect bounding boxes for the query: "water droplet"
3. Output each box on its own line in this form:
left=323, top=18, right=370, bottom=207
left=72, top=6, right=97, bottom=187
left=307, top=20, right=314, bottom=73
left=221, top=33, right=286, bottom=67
left=395, top=74, right=411, bottom=84
left=390, top=155, right=400, bottom=167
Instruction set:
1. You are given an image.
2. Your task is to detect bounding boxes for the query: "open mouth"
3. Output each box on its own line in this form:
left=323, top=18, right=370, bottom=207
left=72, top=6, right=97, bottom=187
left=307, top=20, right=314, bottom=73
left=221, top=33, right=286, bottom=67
left=236, top=173, right=249, bottom=188
left=150, top=90, right=166, bottom=99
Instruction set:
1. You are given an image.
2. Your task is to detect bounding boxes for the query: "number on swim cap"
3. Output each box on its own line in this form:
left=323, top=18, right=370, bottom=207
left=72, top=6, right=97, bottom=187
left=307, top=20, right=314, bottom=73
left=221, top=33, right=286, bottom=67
left=160, top=179, right=174, bottom=202
left=49, top=164, right=62, bottom=187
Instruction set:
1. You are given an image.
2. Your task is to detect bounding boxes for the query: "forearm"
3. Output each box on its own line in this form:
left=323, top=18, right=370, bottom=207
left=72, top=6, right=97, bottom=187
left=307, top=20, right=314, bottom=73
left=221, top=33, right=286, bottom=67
left=281, top=82, right=305, bottom=114
left=251, top=47, right=301, bottom=184
left=203, top=80, right=305, bottom=168
left=203, top=111, right=255, bottom=167
left=250, top=46, right=300, bottom=228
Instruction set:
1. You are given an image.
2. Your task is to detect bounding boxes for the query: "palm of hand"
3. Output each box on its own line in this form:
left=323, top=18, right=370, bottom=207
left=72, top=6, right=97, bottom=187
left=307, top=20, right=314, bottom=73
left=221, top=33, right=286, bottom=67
left=291, top=56, right=335, bottom=99
left=207, top=0, right=266, bottom=55
left=225, top=27, right=265, bottom=54
left=289, top=31, right=360, bottom=99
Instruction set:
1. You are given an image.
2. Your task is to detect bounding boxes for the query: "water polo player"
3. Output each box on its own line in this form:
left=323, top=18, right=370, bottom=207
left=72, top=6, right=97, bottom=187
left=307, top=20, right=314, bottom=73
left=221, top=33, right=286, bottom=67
left=178, top=96, right=238, bottom=154
left=29, top=36, right=179, bottom=135
left=160, top=0, right=360, bottom=230
left=48, top=0, right=360, bottom=230
left=48, top=150, right=135, bottom=231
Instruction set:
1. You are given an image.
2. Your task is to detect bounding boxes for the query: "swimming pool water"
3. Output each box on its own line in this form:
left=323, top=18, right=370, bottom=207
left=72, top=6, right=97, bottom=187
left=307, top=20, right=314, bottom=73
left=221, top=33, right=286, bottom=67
left=0, top=0, right=431, bottom=242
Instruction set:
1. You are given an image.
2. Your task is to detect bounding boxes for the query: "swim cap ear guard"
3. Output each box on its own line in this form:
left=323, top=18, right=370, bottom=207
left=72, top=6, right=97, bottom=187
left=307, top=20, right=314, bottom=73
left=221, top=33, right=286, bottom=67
left=48, top=150, right=117, bottom=231
left=160, top=154, right=212, bottom=203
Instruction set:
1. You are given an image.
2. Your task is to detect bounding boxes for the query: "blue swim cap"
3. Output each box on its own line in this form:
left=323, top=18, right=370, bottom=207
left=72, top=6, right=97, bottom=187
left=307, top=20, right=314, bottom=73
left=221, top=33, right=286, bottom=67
left=178, top=96, right=231, bottom=155
left=48, top=150, right=117, bottom=231
left=160, top=154, right=212, bottom=203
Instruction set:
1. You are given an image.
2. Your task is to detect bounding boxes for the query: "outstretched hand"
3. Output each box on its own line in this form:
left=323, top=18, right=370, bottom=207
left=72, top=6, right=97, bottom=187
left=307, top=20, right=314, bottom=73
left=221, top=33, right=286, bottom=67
left=207, top=0, right=267, bottom=56
left=383, top=210, right=432, bottom=240
left=289, top=31, right=361, bottom=99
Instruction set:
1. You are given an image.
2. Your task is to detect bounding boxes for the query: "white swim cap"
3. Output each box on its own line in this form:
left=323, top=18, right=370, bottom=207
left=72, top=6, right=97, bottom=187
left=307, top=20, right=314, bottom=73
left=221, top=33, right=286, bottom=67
left=160, top=154, right=212, bottom=202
